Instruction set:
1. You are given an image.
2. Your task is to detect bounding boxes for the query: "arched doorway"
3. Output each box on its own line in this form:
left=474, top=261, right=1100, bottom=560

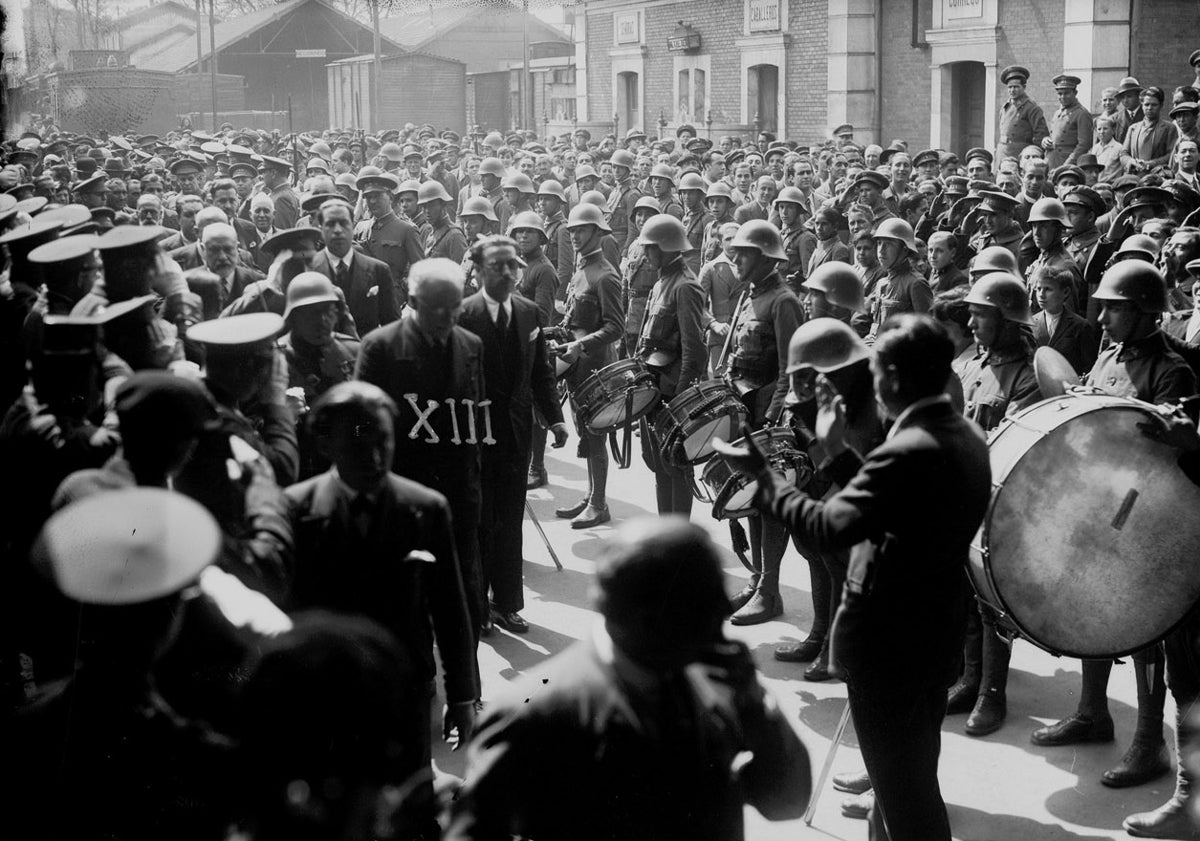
left=950, top=61, right=985, bottom=155
left=748, top=63, right=779, bottom=132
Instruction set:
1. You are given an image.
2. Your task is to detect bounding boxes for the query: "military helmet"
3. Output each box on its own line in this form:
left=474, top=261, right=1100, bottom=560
left=637, top=214, right=690, bottom=252
left=706, top=181, right=733, bottom=201
left=501, top=172, right=536, bottom=194
left=802, top=262, right=865, bottom=312
left=395, top=179, right=420, bottom=196
left=964, top=272, right=1033, bottom=325
left=508, top=210, right=548, bottom=241
left=459, top=196, right=498, bottom=222
left=610, top=149, right=636, bottom=170
left=537, top=179, right=567, bottom=201
left=1093, top=260, right=1167, bottom=313
left=729, top=219, right=786, bottom=261
left=774, top=186, right=807, bottom=207
left=873, top=218, right=918, bottom=253
left=649, top=163, right=676, bottom=182
left=416, top=181, right=452, bottom=205
left=566, top=202, right=612, bottom=233
left=633, top=196, right=661, bottom=215
left=574, top=165, right=599, bottom=183
left=1115, top=233, right=1160, bottom=262
left=970, top=245, right=1020, bottom=275
left=580, top=190, right=608, bottom=207
left=786, top=319, right=870, bottom=374
left=478, top=157, right=507, bottom=178
left=677, top=172, right=707, bottom=194
left=1027, top=197, right=1069, bottom=226
left=283, top=272, right=340, bottom=320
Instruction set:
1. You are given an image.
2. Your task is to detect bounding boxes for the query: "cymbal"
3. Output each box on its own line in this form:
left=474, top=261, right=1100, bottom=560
left=1034, top=346, right=1079, bottom=398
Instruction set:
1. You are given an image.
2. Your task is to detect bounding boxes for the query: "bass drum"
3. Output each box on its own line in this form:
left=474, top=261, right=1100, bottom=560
left=968, top=393, right=1200, bottom=658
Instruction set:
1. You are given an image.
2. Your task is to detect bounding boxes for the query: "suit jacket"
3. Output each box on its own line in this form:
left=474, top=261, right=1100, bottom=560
left=310, top=248, right=396, bottom=334
left=284, top=471, right=479, bottom=704
left=445, top=637, right=810, bottom=841
left=1032, top=309, right=1098, bottom=375
left=458, top=291, right=563, bottom=457
left=232, top=217, right=263, bottom=266
left=771, top=398, right=991, bottom=685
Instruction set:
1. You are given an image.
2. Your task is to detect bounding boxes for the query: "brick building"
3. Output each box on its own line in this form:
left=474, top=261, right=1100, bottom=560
left=576, top=0, right=1200, bottom=153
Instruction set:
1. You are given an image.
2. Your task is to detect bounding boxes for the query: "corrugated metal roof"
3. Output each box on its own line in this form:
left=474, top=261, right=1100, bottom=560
left=378, top=3, right=568, bottom=53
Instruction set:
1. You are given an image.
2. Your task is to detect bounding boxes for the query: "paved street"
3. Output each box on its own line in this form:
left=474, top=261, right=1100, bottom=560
left=433, top=420, right=1171, bottom=841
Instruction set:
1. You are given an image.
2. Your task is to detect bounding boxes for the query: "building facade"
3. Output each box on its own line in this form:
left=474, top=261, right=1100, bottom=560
left=576, top=0, right=1200, bottom=151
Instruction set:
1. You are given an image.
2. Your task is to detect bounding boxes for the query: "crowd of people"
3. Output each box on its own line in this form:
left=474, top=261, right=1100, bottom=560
left=3, top=51, right=1200, bottom=841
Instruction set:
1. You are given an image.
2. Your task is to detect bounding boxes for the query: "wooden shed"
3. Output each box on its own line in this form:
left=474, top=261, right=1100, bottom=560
left=326, top=52, right=466, bottom=134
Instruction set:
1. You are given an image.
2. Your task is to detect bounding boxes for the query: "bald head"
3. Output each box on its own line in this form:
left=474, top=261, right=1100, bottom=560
left=408, top=258, right=465, bottom=343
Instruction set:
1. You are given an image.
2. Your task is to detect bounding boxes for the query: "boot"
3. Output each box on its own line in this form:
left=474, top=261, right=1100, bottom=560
left=841, top=789, right=873, bottom=820
left=803, top=653, right=834, bottom=682
left=832, top=769, right=872, bottom=795
left=947, top=607, right=983, bottom=715
left=555, top=498, right=588, bottom=519
left=526, top=465, right=548, bottom=489
left=731, top=517, right=785, bottom=626
left=774, top=632, right=824, bottom=663
left=730, top=583, right=782, bottom=625
left=1032, top=658, right=1116, bottom=746
left=1104, top=647, right=1168, bottom=787
left=1123, top=710, right=1195, bottom=838
left=965, top=625, right=1010, bottom=737
left=571, top=503, right=611, bottom=529
left=729, top=575, right=759, bottom=613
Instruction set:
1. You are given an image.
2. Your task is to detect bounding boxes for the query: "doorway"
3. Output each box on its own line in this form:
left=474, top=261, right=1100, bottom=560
left=617, top=70, right=639, bottom=133
left=748, top=64, right=779, bottom=133
left=950, top=61, right=985, bottom=155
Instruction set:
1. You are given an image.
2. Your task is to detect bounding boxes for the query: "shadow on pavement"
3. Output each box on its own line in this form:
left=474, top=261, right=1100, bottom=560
left=1043, top=776, right=1176, bottom=830
left=948, top=804, right=1114, bottom=841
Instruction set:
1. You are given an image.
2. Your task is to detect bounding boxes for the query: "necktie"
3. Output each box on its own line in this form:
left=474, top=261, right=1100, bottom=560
left=335, top=260, right=350, bottom=293
left=349, top=494, right=373, bottom=539
left=496, top=303, right=508, bottom=333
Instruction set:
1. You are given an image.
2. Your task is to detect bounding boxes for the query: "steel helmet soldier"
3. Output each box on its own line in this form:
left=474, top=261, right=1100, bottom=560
left=621, top=195, right=662, bottom=356
left=634, top=214, right=707, bottom=515
left=535, top=179, right=574, bottom=309
left=677, top=172, right=711, bottom=274
left=605, top=149, right=643, bottom=252
left=723, top=219, right=805, bottom=624
left=418, top=181, right=467, bottom=264
left=1025, top=197, right=1086, bottom=312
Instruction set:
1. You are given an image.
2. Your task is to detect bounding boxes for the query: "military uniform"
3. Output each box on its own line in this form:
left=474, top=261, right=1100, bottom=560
left=780, top=222, right=817, bottom=297
left=605, top=176, right=643, bottom=252
left=871, top=265, right=934, bottom=339
left=998, top=95, right=1050, bottom=164
left=962, top=341, right=1040, bottom=434
left=698, top=254, right=745, bottom=374
left=1047, top=101, right=1093, bottom=169
left=270, top=182, right=300, bottom=229
left=621, top=240, right=658, bottom=355
left=282, top=330, right=361, bottom=479
left=726, top=271, right=805, bottom=425
left=561, top=247, right=625, bottom=389
left=543, top=210, right=574, bottom=313
left=970, top=221, right=1024, bottom=264
left=636, top=255, right=707, bottom=514
left=353, top=210, right=424, bottom=310
left=681, top=205, right=712, bottom=275
left=1085, top=331, right=1196, bottom=403
left=424, top=219, right=468, bottom=264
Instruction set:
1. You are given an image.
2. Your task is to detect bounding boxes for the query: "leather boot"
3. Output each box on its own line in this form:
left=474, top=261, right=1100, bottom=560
left=729, top=575, right=759, bottom=613
left=1104, top=739, right=1171, bottom=788
left=947, top=607, right=983, bottom=715
left=965, top=627, right=1010, bottom=737
left=571, top=503, right=611, bottom=529
left=1104, top=647, right=1168, bottom=787
left=555, top=498, right=588, bottom=519
left=730, top=583, right=782, bottom=625
left=1123, top=713, right=1196, bottom=838
left=526, top=466, right=548, bottom=489
left=732, top=521, right=785, bottom=626
left=774, top=632, right=823, bottom=663
left=1030, top=713, right=1115, bottom=746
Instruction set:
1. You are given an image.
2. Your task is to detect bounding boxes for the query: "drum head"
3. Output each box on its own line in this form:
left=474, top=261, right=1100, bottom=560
left=984, top=403, right=1200, bottom=657
left=722, top=466, right=796, bottom=519
left=585, top=387, right=659, bottom=432
left=1034, top=347, right=1079, bottom=398
left=683, top=413, right=741, bottom=463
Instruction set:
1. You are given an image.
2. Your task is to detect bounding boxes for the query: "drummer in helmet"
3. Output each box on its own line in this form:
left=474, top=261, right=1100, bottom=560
left=548, top=203, right=625, bottom=529
left=634, top=214, right=707, bottom=515
left=951, top=272, right=1041, bottom=739
left=723, top=219, right=805, bottom=624
left=1033, top=262, right=1198, bottom=838
left=800, top=262, right=866, bottom=327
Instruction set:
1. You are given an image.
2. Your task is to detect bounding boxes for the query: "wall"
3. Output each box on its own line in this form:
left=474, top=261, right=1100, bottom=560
left=1130, top=0, right=1200, bottom=96
left=786, top=0, right=829, bottom=145
left=380, top=55, right=466, bottom=133
left=995, top=0, right=1064, bottom=119
left=878, top=0, right=933, bottom=147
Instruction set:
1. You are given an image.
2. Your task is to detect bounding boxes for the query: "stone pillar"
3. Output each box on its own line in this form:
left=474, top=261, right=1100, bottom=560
left=827, top=0, right=878, bottom=144
left=1063, top=0, right=1130, bottom=113
left=575, top=8, right=589, bottom=121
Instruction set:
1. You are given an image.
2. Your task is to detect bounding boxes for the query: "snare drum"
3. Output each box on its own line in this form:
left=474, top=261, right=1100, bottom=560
left=574, top=359, right=661, bottom=433
left=698, top=427, right=812, bottom=519
left=968, top=393, right=1200, bottom=658
left=654, top=380, right=747, bottom=467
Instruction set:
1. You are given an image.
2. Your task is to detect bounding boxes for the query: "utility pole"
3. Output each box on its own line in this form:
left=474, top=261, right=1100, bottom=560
left=209, top=0, right=218, bottom=131
left=520, top=0, right=529, bottom=130
left=195, top=0, right=202, bottom=76
left=371, top=0, right=381, bottom=132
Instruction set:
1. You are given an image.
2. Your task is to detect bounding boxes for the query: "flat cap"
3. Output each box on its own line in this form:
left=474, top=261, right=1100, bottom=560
left=1052, top=74, right=1081, bottom=90
left=1062, top=185, right=1106, bottom=215
left=72, top=174, right=108, bottom=194
left=833, top=123, right=854, bottom=136
left=1124, top=185, right=1172, bottom=209
left=1000, top=65, right=1029, bottom=84
left=853, top=170, right=889, bottom=191
left=1052, top=164, right=1086, bottom=185
left=965, top=147, right=994, bottom=167
left=976, top=190, right=1021, bottom=214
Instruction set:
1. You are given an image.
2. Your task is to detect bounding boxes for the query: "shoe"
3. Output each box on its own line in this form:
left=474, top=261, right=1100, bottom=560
left=479, top=615, right=493, bottom=637
left=803, top=660, right=834, bottom=682
left=832, top=769, right=871, bottom=795
left=1123, top=797, right=1197, bottom=839
left=841, top=789, right=873, bottom=820
left=571, top=504, right=611, bottom=529
left=729, top=589, right=782, bottom=626
left=1102, top=740, right=1171, bottom=788
left=774, top=635, right=824, bottom=663
left=729, top=581, right=758, bottom=613
left=526, top=466, right=548, bottom=490
left=1030, top=713, right=1115, bottom=747
left=555, top=498, right=588, bottom=519
left=946, top=677, right=980, bottom=715
left=965, top=691, right=1006, bottom=737
left=491, top=610, right=530, bottom=634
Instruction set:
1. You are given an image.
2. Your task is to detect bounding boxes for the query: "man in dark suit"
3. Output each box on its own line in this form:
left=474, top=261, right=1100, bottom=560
left=210, top=177, right=263, bottom=263
left=720, top=314, right=990, bottom=841
left=446, top=517, right=811, bottom=841
left=311, top=199, right=397, bottom=335
left=458, top=236, right=568, bottom=634
left=180, top=223, right=264, bottom=315
left=285, top=381, right=479, bottom=838
left=355, top=257, right=488, bottom=635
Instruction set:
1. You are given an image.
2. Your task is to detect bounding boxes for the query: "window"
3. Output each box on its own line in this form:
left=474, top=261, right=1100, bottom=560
left=550, top=97, right=576, bottom=121
left=748, top=63, right=779, bottom=132
left=551, top=67, right=576, bottom=85
left=674, top=57, right=711, bottom=125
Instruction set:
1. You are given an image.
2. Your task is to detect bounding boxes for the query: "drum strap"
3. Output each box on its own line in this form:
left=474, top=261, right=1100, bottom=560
left=728, top=519, right=756, bottom=573
left=607, top=390, right=636, bottom=469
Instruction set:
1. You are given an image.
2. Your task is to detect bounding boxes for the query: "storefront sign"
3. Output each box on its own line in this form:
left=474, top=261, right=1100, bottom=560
left=748, top=0, right=781, bottom=32
left=944, top=0, right=983, bottom=20
left=668, top=23, right=701, bottom=52
left=614, top=11, right=640, bottom=45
